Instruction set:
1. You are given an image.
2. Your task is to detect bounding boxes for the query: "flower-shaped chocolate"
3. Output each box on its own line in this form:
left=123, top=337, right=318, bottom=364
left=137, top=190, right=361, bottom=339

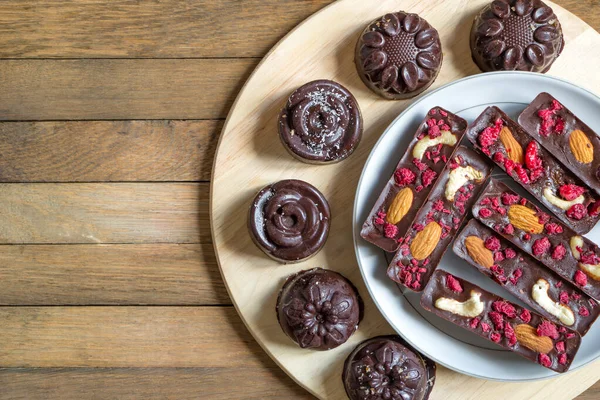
left=471, top=0, right=564, bottom=73
left=355, top=12, right=442, bottom=100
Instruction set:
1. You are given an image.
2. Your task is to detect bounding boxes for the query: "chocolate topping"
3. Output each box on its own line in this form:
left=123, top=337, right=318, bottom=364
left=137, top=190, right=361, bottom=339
left=248, top=179, right=330, bottom=263
left=276, top=268, right=362, bottom=350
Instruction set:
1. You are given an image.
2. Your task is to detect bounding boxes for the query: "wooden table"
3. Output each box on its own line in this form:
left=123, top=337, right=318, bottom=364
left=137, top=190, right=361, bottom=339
left=0, top=1, right=598, bottom=399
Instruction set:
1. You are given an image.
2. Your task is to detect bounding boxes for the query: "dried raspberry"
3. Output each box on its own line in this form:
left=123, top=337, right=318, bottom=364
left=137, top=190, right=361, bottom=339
left=430, top=109, right=438, bottom=115
left=504, top=248, right=516, bottom=259
left=538, top=354, right=552, bottom=368
left=504, top=322, right=516, bottom=345
left=525, top=141, right=543, bottom=170
left=589, top=201, right=600, bottom=217
left=559, top=184, right=585, bottom=201
left=552, top=244, right=567, bottom=260
left=537, top=320, right=559, bottom=339
left=559, top=291, right=570, bottom=304
left=494, top=251, right=505, bottom=262
left=412, top=158, right=428, bottom=171
left=532, top=237, right=551, bottom=256
left=478, top=208, right=493, bottom=218
left=492, top=301, right=517, bottom=318
left=566, top=332, right=576, bottom=339
left=523, top=233, right=531, bottom=241
left=572, top=292, right=582, bottom=300
left=428, top=124, right=441, bottom=139
left=478, top=119, right=503, bottom=148
left=374, top=217, right=385, bottom=225
left=426, top=118, right=437, bottom=128
left=410, top=280, right=421, bottom=290
left=453, top=217, right=461, bottom=225
left=504, top=159, right=515, bottom=175
left=446, top=274, right=463, bottom=293
left=520, top=198, right=527, bottom=205
left=555, top=341, right=565, bottom=353
left=480, top=197, right=491, bottom=206
left=433, top=199, right=444, bottom=211
left=481, top=322, right=491, bottom=332
left=502, top=224, right=514, bottom=235
left=394, top=168, right=416, bottom=186
left=567, top=203, right=587, bottom=220
left=556, top=281, right=562, bottom=288
left=490, top=332, right=502, bottom=343
left=491, top=197, right=500, bottom=208
left=470, top=317, right=480, bottom=329
left=412, top=223, right=424, bottom=232
left=545, top=223, right=563, bottom=235
left=551, top=99, right=563, bottom=111
left=554, top=117, right=565, bottom=134
left=490, top=264, right=504, bottom=275
left=484, top=236, right=501, bottom=251
left=401, top=271, right=412, bottom=286
left=519, top=309, right=532, bottom=323
left=529, top=168, right=544, bottom=182
left=493, top=152, right=505, bottom=163
left=558, top=353, right=568, bottom=365
left=580, top=250, right=599, bottom=265
left=514, top=164, right=530, bottom=184
left=537, top=212, right=550, bottom=224
left=384, top=223, right=398, bottom=238
left=415, top=185, right=424, bottom=192
left=439, top=109, right=448, bottom=117
left=501, top=192, right=520, bottom=205
left=509, top=269, right=523, bottom=285
left=421, top=169, right=437, bottom=187
left=579, top=306, right=590, bottom=317
left=489, top=311, right=504, bottom=330
left=410, top=259, right=419, bottom=266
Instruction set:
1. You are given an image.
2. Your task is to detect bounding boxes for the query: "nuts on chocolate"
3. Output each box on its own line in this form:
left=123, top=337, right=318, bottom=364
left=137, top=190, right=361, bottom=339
left=412, top=130, right=457, bottom=160
left=386, top=188, right=413, bottom=225
left=507, top=205, right=544, bottom=234
left=569, top=129, right=594, bottom=164
left=499, top=126, right=524, bottom=163
left=410, top=221, right=442, bottom=260
left=465, top=236, right=494, bottom=268
left=514, top=324, right=554, bottom=354
left=444, top=166, right=483, bottom=201
left=570, top=236, right=600, bottom=280
left=543, top=187, right=585, bottom=211
left=434, top=290, right=484, bottom=317
left=531, top=279, right=575, bottom=326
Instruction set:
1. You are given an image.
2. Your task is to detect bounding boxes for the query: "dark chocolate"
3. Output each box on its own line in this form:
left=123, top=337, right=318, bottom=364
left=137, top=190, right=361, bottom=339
left=466, top=106, right=600, bottom=234
left=519, top=92, right=600, bottom=196
left=355, top=12, right=442, bottom=100
left=421, top=270, right=581, bottom=373
left=361, top=107, right=468, bottom=252
left=278, top=80, right=363, bottom=164
left=248, top=179, right=330, bottom=263
left=470, top=0, right=564, bottom=73
left=276, top=268, right=362, bottom=350
left=387, top=146, right=493, bottom=291
left=473, top=178, right=600, bottom=301
left=342, top=335, right=436, bottom=400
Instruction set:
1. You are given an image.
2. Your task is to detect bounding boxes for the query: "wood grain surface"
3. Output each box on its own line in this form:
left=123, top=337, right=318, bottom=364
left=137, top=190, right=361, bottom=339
left=0, top=0, right=598, bottom=399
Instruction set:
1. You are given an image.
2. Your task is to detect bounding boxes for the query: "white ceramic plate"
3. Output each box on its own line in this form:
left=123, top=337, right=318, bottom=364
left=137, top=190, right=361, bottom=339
left=353, top=71, right=600, bottom=381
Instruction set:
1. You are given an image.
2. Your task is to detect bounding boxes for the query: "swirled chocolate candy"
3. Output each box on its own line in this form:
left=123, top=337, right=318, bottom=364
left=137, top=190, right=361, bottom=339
left=276, top=268, right=362, bottom=350
left=248, top=180, right=330, bottom=263
left=342, top=335, right=436, bottom=400
left=355, top=12, right=442, bottom=99
left=471, top=0, right=564, bottom=73
left=278, top=80, right=362, bottom=164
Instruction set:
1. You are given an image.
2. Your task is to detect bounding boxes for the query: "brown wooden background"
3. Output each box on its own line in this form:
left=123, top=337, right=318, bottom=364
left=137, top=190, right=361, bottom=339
left=0, top=1, right=598, bottom=399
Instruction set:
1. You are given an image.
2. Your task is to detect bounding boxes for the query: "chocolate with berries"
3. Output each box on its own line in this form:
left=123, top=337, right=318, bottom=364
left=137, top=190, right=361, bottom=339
left=466, top=106, right=600, bottom=234
left=519, top=92, right=600, bottom=196
left=454, top=219, right=599, bottom=336
left=421, top=270, right=581, bottom=373
left=387, top=146, right=492, bottom=291
left=473, top=179, right=600, bottom=301
left=361, top=107, right=468, bottom=252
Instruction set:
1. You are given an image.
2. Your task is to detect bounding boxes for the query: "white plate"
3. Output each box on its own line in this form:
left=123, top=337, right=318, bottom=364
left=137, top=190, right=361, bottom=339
left=353, top=71, right=600, bottom=381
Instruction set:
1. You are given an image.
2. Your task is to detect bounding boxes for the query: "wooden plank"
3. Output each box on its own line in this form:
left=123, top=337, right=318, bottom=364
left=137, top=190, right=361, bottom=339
left=0, top=0, right=332, bottom=59
left=579, top=384, right=600, bottom=400
left=0, top=243, right=228, bottom=305
left=0, top=59, right=255, bottom=120
left=0, top=183, right=208, bottom=244
left=0, top=120, right=219, bottom=182
left=0, top=367, right=313, bottom=400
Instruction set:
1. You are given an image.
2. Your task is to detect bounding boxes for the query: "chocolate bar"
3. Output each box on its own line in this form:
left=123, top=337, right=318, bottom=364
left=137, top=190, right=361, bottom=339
left=387, top=146, right=492, bottom=291
left=466, top=106, right=600, bottom=234
left=473, top=178, right=600, bottom=301
left=361, top=107, right=468, bottom=252
left=421, top=270, right=581, bottom=373
left=454, top=219, right=599, bottom=336
left=519, top=93, right=600, bottom=196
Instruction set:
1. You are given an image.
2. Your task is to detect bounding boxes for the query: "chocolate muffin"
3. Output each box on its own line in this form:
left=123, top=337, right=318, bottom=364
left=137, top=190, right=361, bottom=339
left=278, top=80, right=363, bottom=164
left=471, top=0, right=564, bottom=73
left=343, top=336, right=436, bottom=400
left=248, top=179, right=330, bottom=263
left=276, top=268, right=362, bottom=350
left=355, top=12, right=442, bottom=100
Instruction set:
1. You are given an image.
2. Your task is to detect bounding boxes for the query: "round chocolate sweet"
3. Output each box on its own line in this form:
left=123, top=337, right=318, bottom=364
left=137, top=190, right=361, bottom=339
left=355, top=12, right=442, bottom=100
left=278, top=80, right=363, bottom=164
left=470, top=0, right=564, bottom=73
left=343, top=336, right=436, bottom=400
left=276, top=268, right=362, bottom=350
left=248, top=179, right=330, bottom=263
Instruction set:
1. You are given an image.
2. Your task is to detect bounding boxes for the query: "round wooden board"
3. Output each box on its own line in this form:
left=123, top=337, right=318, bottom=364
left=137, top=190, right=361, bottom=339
left=211, top=0, right=600, bottom=398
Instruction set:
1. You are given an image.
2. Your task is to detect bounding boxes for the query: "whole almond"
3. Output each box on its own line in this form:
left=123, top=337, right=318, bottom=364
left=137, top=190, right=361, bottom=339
left=569, top=129, right=594, bottom=164
left=386, top=188, right=413, bottom=225
left=410, top=221, right=442, bottom=260
left=465, top=236, right=494, bottom=268
left=499, top=126, right=524, bottom=163
left=508, top=205, right=544, bottom=234
left=514, top=324, right=554, bottom=354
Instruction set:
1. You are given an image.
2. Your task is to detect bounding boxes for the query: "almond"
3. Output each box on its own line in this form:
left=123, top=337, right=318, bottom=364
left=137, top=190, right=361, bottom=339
left=514, top=324, right=554, bottom=354
left=410, top=221, right=442, bottom=260
left=499, top=126, right=524, bottom=163
left=465, top=236, right=494, bottom=268
left=508, top=205, right=544, bottom=234
left=386, top=188, right=413, bottom=225
left=569, top=129, right=594, bottom=164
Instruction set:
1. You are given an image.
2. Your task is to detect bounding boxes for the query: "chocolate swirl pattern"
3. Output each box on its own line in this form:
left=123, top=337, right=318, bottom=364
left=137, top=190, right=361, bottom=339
left=248, top=179, right=330, bottom=263
left=279, top=80, right=363, bottom=164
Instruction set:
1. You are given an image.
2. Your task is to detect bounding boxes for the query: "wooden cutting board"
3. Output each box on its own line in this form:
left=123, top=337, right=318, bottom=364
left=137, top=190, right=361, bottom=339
left=211, top=0, right=600, bottom=398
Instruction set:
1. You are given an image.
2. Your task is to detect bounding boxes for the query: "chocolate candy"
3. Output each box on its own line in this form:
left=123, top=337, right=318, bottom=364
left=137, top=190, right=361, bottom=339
left=342, top=335, right=436, bottom=400
left=473, top=179, right=600, bottom=301
left=276, top=268, right=362, bottom=350
left=248, top=179, right=330, bottom=263
left=466, top=106, right=600, bottom=234
left=361, top=107, right=468, bottom=252
left=278, top=80, right=363, bottom=164
left=421, top=270, right=581, bottom=373
left=355, top=12, right=442, bottom=99
left=387, top=146, right=493, bottom=291
left=470, top=0, right=564, bottom=73
left=519, top=92, right=600, bottom=196
left=454, top=219, right=600, bottom=336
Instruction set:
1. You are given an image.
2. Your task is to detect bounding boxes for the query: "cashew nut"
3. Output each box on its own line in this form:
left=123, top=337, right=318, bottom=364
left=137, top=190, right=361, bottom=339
left=570, top=236, right=600, bottom=280
left=444, top=166, right=484, bottom=201
left=412, top=130, right=457, bottom=160
left=531, top=279, right=575, bottom=326
left=570, top=236, right=584, bottom=260
left=435, top=290, right=484, bottom=317
left=543, top=187, right=585, bottom=210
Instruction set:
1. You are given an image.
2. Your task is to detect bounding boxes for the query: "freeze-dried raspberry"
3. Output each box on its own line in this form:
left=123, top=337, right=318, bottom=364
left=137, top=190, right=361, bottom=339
left=384, top=223, right=398, bottom=238
left=494, top=251, right=505, bottom=262
left=504, top=248, right=516, bottom=259
left=532, top=237, right=551, bottom=256
left=428, top=124, right=441, bottom=139
left=538, top=354, right=552, bottom=368
left=479, top=208, right=493, bottom=218
left=501, top=192, right=520, bottom=205
left=554, top=117, right=565, bottom=134
left=566, top=332, right=576, bottom=339
left=545, top=223, right=563, bottom=235
left=555, top=341, right=565, bottom=353
left=484, top=236, right=501, bottom=251
left=559, top=291, right=569, bottom=304
left=580, top=250, right=599, bottom=265
left=501, top=224, right=514, bottom=235
left=412, top=158, right=428, bottom=171
left=374, top=217, right=385, bottom=225
left=509, top=269, right=523, bottom=285
left=481, top=322, right=491, bottom=332
left=537, top=212, right=550, bottom=224
left=504, top=159, right=515, bottom=175
left=567, top=203, right=587, bottom=220
left=489, top=311, right=504, bottom=330
left=433, top=199, right=444, bottom=211
left=558, top=353, right=568, bottom=365
left=572, top=292, right=582, bottom=300
left=493, top=301, right=517, bottom=318
left=537, top=320, right=559, bottom=339
left=490, top=332, right=502, bottom=343
left=519, top=309, right=532, bottom=323
left=439, top=109, right=448, bottom=117
left=559, top=184, right=585, bottom=201
left=493, top=152, right=505, bottom=163
left=490, top=265, right=504, bottom=275
left=525, top=141, right=543, bottom=170
left=426, top=118, right=437, bottom=128
left=523, top=233, right=531, bottom=241
left=589, top=201, right=600, bottom=217
left=410, top=280, right=421, bottom=290
left=552, top=244, right=567, bottom=260
left=478, top=119, right=503, bottom=148
left=480, top=197, right=491, bottom=206
left=412, top=223, right=424, bottom=232
left=415, top=185, right=424, bottom=192
left=529, top=168, right=544, bottom=182
left=504, top=322, right=516, bottom=345
left=446, top=274, right=463, bottom=293
left=491, top=197, right=500, bottom=208
left=579, top=306, right=590, bottom=317
left=520, top=198, right=527, bottom=205
left=470, top=318, right=480, bottom=329
left=421, top=168, right=437, bottom=187
left=514, top=164, right=530, bottom=184
left=394, top=168, right=416, bottom=186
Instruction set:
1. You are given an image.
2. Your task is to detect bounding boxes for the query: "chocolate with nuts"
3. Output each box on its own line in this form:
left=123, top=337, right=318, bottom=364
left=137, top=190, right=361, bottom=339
left=421, top=270, right=581, bottom=373
left=473, top=178, right=600, bottom=301
left=361, top=107, right=468, bottom=252
left=454, top=219, right=600, bottom=336
left=519, top=92, right=600, bottom=196
left=466, top=106, right=600, bottom=234
left=387, top=146, right=493, bottom=291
